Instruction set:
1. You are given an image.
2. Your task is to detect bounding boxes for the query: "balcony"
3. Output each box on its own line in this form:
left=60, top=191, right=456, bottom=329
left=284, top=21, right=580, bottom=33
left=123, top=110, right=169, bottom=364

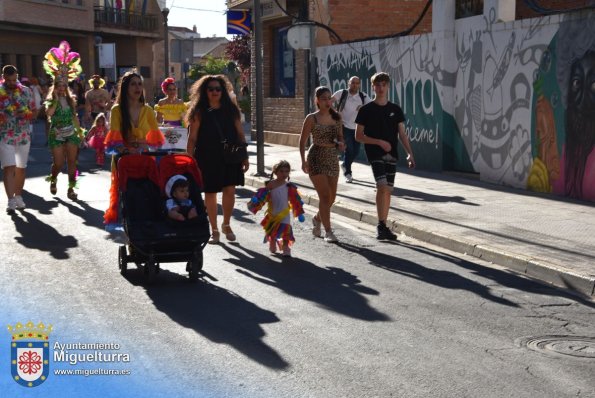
left=456, top=0, right=484, bottom=19
left=94, top=6, right=158, bottom=32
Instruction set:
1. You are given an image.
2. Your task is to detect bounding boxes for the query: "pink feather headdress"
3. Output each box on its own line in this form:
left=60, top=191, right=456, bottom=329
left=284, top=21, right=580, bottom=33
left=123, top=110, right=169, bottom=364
left=43, top=41, right=82, bottom=83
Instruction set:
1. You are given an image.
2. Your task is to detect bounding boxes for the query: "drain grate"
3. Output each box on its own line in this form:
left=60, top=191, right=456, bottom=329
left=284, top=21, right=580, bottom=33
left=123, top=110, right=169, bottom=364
left=517, top=335, right=595, bottom=359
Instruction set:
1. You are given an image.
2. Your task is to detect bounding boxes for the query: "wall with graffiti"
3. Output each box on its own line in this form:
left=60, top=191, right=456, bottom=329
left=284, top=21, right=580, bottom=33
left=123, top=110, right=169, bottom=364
left=316, top=10, right=595, bottom=201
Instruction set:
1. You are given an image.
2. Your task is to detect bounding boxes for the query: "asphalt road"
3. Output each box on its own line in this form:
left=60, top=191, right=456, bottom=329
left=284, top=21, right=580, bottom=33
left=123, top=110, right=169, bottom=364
left=1, top=148, right=594, bottom=397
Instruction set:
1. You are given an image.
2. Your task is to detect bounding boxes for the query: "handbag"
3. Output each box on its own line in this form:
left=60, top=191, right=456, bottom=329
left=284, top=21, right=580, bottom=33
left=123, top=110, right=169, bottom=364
left=210, top=108, right=248, bottom=164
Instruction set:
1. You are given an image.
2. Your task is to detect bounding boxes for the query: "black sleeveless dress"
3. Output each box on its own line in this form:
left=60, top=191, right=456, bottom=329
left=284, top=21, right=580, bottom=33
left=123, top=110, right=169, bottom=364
left=194, top=107, right=244, bottom=193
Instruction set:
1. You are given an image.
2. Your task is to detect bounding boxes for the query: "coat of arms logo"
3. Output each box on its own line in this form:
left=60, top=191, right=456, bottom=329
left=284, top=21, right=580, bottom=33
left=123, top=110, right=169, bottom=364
left=8, top=321, right=52, bottom=387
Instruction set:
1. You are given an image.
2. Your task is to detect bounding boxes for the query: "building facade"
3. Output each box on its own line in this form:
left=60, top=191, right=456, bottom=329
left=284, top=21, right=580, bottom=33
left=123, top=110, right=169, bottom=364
left=228, top=0, right=595, bottom=201
left=0, top=0, right=164, bottom=100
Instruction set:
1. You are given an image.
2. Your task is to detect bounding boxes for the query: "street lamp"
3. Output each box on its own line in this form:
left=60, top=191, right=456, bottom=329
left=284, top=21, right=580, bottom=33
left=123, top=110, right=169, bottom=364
left=161, top=7, right=170, bottom=78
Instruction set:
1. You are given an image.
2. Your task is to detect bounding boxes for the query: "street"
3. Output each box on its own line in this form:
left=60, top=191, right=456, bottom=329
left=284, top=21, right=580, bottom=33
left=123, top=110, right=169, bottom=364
left=1, top=147, right=594, bottom=398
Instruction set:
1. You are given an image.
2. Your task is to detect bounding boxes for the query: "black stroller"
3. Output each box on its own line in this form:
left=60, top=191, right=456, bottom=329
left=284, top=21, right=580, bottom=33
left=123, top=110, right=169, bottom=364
left=116, top=152, right=211, bottom=282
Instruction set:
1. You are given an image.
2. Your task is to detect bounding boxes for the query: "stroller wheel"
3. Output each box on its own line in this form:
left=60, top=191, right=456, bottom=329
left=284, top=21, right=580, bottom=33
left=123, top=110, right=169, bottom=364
left=118, top=246, right=128, bottom=276
left=145, top=255, right=157, bottom=283
left=189, top=250, right=203, bottom=282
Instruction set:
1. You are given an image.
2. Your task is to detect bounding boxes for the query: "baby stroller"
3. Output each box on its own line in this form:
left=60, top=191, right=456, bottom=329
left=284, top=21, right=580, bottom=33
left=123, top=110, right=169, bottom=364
left=116, top=152, right=211, bottom=282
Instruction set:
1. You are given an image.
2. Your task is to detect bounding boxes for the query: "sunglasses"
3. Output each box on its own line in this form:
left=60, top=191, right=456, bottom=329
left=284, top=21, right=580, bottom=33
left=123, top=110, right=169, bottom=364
left=207, top=86, right=222, bottom=92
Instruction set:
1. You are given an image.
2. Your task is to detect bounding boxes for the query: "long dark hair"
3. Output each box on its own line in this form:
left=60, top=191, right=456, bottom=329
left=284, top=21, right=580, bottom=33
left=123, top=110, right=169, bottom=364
left=315, top=86, right=341, bottom=122
left=115, top=71, right=145, bottom=142
left=185, top=74, right=240, bottom=126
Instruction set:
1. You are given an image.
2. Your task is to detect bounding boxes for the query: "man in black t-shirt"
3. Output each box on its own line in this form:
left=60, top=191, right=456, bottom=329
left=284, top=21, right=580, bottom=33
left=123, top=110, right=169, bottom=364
left=355, top=72, right=415, bottom=240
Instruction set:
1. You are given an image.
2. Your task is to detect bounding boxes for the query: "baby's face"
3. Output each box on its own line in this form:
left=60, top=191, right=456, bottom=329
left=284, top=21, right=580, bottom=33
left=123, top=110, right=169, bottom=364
left=173, top=186, right=189, bottom=200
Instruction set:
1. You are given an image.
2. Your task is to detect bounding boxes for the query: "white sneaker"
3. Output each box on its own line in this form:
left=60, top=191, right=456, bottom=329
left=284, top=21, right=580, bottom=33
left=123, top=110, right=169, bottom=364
left=6, top=198, right=16, bottom=212
left=14, top=195, right=26, bottom=210
left=324, top=230, right=338, bottom=243
left=345, top=173, right=353, bottom=183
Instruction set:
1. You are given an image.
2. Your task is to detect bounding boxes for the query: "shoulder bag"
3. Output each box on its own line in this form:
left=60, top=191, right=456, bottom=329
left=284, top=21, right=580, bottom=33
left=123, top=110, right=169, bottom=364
left=210, top=108, right=248, bottom=164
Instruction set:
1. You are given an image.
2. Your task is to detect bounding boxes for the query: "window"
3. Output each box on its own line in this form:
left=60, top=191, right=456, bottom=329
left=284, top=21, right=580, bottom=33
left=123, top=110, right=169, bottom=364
left=456, top=0, right=484, bottom=19
left=272, top=26, right=295, bottom=97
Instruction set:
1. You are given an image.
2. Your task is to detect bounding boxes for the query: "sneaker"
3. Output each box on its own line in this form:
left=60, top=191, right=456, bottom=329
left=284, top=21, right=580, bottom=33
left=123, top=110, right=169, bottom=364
left=14, top=195, right=26, bottom=210
left=376, top=223, right=397, bottom=241
left=6, top=198, right=16, bottom=212
left=324, top=230, right=338, bottom=243
left=345, top=173, right=353, bottom=183
left=312, top=217, right=322, bottom=237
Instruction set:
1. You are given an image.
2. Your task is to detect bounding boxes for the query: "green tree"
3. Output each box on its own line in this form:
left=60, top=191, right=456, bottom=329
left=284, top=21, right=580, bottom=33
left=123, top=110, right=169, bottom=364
left=188, top=56, right=229, bottom=81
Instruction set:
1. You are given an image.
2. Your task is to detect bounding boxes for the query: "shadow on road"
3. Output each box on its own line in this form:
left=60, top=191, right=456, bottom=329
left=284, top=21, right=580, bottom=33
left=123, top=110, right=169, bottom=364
left=337, top=241, right=519, bottom=308
left=54, top=197, right=105, bottom=230
left=221, top=243, right=390, bottom=322
left=399, top=242, right=595, bottom=308
left=124, top=268, right=289, bottom=370
left=10, top=209, right=78, bottom=259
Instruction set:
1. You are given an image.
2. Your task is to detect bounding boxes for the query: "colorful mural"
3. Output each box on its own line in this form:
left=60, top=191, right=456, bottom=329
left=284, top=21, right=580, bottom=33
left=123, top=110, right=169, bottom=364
left=316, top=9, right=595, bottom=201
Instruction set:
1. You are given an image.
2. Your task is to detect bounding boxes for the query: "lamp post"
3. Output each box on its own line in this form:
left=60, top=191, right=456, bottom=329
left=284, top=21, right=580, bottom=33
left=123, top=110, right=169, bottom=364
left=162, top=7, right=170, bottom=78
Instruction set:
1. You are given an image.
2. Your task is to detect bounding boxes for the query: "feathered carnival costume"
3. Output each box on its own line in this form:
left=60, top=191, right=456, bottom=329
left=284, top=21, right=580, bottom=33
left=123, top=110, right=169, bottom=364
left=247, top=183, right=305, bottom=249
left=43, top=41, right=86, bottom=193
left=43, top=41, right=83, bottom=84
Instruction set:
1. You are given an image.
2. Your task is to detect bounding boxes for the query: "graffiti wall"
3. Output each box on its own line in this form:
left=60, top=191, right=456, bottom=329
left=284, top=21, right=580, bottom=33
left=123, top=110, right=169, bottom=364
left=316, top=10, right=595, bottom=201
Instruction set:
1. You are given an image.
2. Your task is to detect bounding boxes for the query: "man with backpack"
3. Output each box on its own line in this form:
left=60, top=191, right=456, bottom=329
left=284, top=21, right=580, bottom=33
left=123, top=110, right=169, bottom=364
left=332, top=76, right=371, bottom=183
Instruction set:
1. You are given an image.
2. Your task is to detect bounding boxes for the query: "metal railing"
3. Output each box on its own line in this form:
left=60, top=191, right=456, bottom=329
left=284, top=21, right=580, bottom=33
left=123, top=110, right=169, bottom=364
left=94, top=6, right=158, bottom=32
left=456, top=0, right=484, bottom=19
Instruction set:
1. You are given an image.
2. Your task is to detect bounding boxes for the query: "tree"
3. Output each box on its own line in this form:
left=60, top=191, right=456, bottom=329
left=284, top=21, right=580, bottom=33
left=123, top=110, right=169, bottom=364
left=225, top=34, right=251, bottom=86
left=187, top=56, right=229, bottom=81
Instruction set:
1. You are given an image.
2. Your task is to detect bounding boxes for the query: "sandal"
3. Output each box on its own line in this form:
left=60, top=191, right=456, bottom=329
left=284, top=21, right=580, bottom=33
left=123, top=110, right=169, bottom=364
left=208, top=229, right=220, bottom=244
left=221, top=224, right=236, bottom=241
left=67, top=188, right=78, bottom=201
left=48, top=176, right=57, bottom=195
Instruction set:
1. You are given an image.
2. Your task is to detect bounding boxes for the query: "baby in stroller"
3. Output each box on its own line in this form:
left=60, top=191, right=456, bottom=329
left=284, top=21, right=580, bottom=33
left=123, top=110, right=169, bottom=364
left=165, top=174, right=198, bottom=221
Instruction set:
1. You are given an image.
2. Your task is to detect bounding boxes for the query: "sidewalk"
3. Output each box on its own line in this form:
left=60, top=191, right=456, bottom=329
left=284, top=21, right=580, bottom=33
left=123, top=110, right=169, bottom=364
left=243, top=139, right=595, bottom=299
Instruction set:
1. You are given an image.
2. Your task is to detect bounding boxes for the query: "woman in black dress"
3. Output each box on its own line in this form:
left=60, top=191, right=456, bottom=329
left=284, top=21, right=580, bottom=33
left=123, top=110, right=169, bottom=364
left=186, top=75, right=249, bottom=244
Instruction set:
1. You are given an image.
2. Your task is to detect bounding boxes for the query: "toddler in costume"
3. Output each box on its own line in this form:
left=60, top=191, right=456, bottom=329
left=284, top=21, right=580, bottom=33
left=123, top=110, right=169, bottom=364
left=248, top=160, right=305, bottom=257
left=85, top=113, right=108, bottom=166
left=165, top=175, right=198, bottom=221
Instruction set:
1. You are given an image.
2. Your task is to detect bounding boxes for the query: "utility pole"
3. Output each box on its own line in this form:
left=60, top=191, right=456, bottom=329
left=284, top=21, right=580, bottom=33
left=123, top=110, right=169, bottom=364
left=162, top=7, right=170, bottom=78
left=254, top=0, right=266, bottom=176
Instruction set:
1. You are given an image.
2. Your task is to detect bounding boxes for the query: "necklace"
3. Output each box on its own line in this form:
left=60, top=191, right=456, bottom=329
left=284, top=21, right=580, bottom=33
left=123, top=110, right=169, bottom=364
left=0, top=82, right=33, bottom=119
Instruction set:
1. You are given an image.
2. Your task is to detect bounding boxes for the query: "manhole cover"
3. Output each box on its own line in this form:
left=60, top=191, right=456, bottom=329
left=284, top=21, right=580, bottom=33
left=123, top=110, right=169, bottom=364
left=517, top=335, right=595, bottom=359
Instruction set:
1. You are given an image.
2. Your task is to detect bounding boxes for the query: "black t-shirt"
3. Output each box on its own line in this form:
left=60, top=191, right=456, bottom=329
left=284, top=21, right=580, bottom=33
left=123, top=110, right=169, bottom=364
left=355, top=101, right=405, bottom=160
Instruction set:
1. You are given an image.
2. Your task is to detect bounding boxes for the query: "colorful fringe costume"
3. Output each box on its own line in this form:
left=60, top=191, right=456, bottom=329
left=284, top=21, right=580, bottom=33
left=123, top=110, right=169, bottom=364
left=103, top=104, right=165, bottom=227
left=248, top=183, right=305, bottom=249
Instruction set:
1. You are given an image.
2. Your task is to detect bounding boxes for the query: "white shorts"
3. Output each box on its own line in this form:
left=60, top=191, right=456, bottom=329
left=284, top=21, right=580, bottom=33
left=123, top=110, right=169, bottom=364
left=0, top=141, right=31, bottom=169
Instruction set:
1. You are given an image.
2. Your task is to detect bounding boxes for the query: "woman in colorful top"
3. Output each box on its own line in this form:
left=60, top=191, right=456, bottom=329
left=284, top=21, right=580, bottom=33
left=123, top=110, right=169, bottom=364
left=42, top=40, right=85, bottom=201
left=45, top=78, right=85, bottom=200
left=103, top=71, right=164, bottom=226
left=154, top=77, right=187, bottom=127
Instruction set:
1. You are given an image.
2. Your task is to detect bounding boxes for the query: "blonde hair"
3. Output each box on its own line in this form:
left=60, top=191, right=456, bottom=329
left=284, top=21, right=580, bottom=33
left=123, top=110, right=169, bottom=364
left=91, top=112, right=108, bottom=129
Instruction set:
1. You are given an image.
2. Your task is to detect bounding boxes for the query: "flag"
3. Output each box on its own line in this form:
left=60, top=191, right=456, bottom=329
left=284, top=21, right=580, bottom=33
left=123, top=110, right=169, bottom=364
left=227, top=10, right=251, bottom=35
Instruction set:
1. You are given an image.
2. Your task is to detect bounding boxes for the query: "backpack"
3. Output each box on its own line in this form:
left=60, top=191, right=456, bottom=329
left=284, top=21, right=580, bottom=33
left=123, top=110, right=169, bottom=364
left=337, top=89, right=366, bottom=112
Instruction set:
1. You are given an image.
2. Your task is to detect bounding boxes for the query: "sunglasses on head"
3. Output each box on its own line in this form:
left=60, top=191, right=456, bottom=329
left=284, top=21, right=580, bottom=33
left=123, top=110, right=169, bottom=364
left=207, top=86, right=222, bottom=92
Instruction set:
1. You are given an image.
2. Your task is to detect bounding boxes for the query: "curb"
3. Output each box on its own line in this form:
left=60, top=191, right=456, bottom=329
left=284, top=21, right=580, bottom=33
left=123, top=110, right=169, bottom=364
left=244, top=175, right=595, bottom=299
